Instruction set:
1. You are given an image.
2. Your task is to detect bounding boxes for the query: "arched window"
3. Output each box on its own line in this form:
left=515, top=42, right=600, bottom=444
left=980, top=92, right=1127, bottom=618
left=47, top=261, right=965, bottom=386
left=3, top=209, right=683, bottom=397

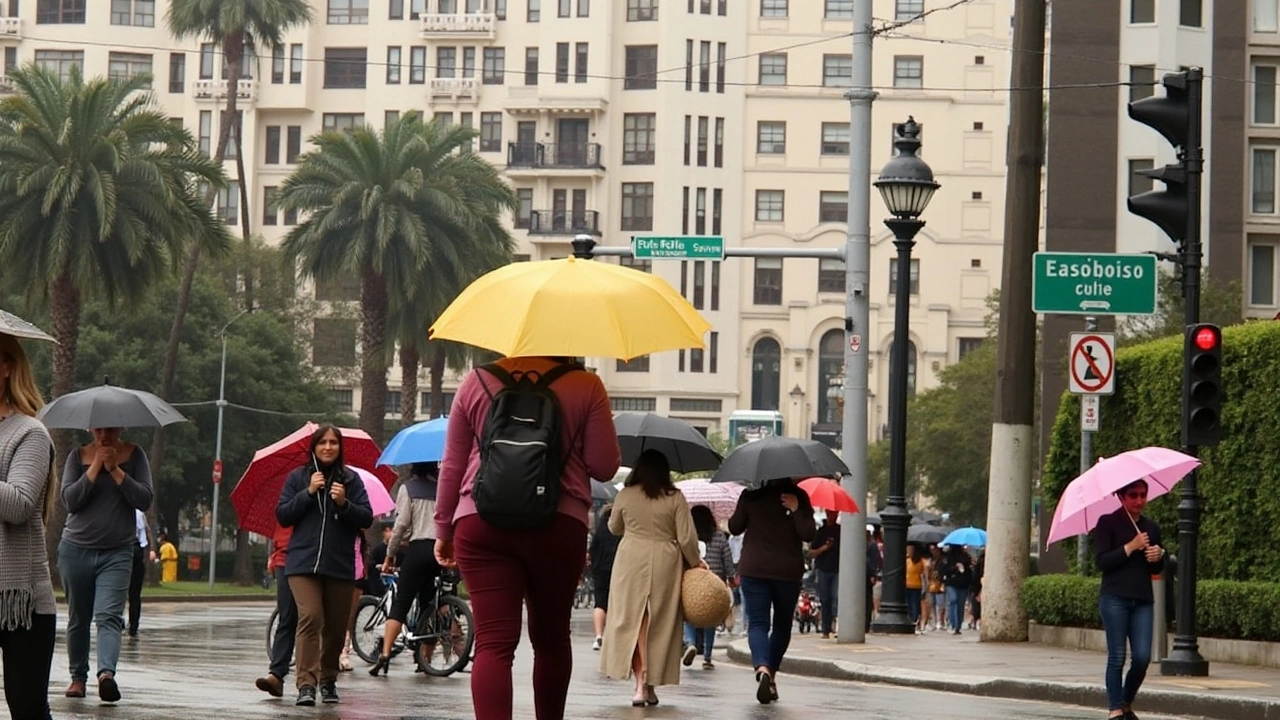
left=817, top=329, right=844, bottom=424
left=750, top=337, right=781, bottom=410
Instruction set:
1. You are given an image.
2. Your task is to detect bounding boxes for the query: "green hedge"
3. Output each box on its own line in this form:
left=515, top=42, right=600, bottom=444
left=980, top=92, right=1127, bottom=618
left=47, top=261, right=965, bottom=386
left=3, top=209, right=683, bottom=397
left=1042, top=321, right=1280, bottom=582
left=1024, top=575, right=1280, bottom=641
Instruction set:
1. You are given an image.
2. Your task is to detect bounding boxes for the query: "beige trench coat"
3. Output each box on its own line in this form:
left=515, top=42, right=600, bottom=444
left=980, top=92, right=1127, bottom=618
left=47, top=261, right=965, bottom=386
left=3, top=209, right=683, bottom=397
left=599, top=486, right=702, bottom=686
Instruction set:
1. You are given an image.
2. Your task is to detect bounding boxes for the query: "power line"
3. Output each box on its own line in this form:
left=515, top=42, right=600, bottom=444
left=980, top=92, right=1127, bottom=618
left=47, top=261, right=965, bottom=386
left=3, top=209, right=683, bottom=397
left=170, top=399, right=331, bottom=417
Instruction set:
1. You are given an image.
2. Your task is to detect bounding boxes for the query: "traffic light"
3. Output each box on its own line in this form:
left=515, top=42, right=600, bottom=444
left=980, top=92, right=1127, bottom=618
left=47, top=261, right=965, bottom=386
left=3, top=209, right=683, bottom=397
left=1127, top=70, right=1199, bottom=242
left=1182, top=323, right=1222, bottom=447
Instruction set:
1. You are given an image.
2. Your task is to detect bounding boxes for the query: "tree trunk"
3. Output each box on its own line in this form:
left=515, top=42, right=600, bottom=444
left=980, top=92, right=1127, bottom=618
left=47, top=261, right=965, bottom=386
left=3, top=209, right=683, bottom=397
left=234, top=118, right=254, bottom=312
left=45, top=270, right=82, bottom=585
left=358, top=270, right=390, bottom=444
left=400, top=343, right=419, bottom=428
left=429, top=344, right=447, bottom=418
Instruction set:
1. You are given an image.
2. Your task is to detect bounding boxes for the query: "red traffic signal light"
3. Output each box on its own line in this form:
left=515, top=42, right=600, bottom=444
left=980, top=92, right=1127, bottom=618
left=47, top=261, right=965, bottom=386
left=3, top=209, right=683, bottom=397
left=1193, top=326, right=1219, bottom=351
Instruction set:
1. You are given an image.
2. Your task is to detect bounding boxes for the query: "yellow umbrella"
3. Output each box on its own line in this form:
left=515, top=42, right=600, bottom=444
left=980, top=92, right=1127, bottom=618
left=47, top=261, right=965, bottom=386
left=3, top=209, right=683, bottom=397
left=428, top=256, right=712, bottom=360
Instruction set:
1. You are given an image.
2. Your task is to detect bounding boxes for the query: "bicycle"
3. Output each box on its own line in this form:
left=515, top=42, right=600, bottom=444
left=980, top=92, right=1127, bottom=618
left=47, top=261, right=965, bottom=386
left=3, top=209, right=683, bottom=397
left=264, top=608, right=296, bottom=668
left=350, top=568, right=474, bottom=677
left=573, top=573, right=594, bottom=609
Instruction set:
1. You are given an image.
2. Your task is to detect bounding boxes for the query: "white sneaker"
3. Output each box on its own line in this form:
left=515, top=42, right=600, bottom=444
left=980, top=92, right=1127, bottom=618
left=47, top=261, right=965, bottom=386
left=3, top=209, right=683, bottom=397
left=592, top=636, right=602, bottom=651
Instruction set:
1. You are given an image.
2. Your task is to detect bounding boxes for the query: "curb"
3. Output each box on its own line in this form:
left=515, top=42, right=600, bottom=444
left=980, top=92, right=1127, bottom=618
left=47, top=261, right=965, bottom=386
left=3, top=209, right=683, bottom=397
left=55, top=595, right=275, bottom=604
left=725, top=640, right=1280, bottom=720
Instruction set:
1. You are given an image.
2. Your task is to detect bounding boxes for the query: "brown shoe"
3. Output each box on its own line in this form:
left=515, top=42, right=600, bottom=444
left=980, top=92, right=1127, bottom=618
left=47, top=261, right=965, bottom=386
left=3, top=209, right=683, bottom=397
left=254, top=673, right=284, bottom=698
left=64, top=680, right=86, bottom=698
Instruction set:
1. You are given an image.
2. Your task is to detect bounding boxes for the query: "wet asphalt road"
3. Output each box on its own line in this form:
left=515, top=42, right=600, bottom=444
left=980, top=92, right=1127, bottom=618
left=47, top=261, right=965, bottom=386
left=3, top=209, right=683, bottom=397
left=28, top=602, right=1204, bottom=720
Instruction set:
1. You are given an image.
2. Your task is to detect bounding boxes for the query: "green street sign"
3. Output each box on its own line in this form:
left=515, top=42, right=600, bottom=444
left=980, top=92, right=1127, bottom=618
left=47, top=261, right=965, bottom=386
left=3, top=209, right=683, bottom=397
left=631, top=235, right=725, bottom=260
left=1032, top=252, right=1158, bottom=316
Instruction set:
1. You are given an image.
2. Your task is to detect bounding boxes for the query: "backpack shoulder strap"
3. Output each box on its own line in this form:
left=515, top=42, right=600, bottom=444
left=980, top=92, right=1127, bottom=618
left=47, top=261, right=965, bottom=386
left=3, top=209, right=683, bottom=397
left=477, top=363, right=519, bottom=401
left=533, top=362, right=583, bottom=390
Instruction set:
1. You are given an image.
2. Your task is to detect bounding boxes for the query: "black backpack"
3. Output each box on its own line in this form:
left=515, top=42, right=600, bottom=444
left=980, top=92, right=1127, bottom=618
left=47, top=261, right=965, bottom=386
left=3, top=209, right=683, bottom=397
left=472, top=362, right=581, bottom=529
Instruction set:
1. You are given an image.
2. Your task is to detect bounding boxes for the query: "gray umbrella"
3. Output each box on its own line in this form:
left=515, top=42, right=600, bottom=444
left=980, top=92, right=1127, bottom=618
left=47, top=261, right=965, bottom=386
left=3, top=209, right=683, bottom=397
left=710, top=436, right=849, bottom=489
left=907, top=524, right=953, bottom=545
left=591, top=478, right=619, bottom=503
left=0, top=308, right=55, bottom=343
left=38, top=381, right=187, bottom=430
left=612, top=412, right=722, bottom=473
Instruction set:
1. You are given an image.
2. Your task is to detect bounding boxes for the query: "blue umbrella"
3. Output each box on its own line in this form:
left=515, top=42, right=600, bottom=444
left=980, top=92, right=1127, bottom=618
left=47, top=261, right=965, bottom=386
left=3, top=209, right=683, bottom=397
left=377, top=417, right=449, bottom=466
left=941, top=526, right=987, bottom=547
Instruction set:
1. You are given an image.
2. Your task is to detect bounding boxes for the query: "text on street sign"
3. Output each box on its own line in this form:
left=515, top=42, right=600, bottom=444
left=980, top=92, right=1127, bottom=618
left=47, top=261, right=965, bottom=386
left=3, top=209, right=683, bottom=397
left=1032, top=252, right=1157, bottom=316
left=631, top=235, right=725, bottom=260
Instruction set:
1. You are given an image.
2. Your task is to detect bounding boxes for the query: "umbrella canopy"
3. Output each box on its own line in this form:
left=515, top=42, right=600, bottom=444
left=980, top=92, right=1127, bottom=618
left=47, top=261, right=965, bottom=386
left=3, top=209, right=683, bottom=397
left=1046, top=446, right=1199, bottom=545
left=591, top=478, right=619, bottom=503
left=941, top=526, right=987, bottom=548
left=613, top=412, right=722, bottom=473
left=907, top=524, right=952, bottom=545
left=37, top=382, right=186, bottom=430
left=796, top=477, right=859, bottom=513
left=676, top=479, right=745, bottom=520
left=377, top=417, right=449, bottom=466
left=0, top=308, right=54, bottom=343
left=710, top=436, right=849, bottom=489
left=351, top=467, right=397, bottom=519
left=428, top=256, right=712, bottom=360
left=229, top=423, right=395, bottom=536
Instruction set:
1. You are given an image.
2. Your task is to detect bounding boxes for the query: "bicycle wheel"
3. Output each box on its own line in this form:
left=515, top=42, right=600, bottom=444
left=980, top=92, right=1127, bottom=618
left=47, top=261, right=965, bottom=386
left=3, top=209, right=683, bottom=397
left=351, top=595, right=388, bottom=664
left=414, top=595, right=474, bottom=677
left=265, top=608, right=279, bottom=662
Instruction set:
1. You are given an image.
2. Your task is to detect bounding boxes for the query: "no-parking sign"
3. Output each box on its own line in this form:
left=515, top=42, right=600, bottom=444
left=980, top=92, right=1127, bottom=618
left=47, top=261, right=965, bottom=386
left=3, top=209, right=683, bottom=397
left=1068, top=332, right=1115, bottom=395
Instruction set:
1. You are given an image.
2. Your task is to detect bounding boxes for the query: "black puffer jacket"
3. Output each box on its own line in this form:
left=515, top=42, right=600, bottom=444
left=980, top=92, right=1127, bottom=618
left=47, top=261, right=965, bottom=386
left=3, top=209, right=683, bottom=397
left=276, top=464, right=374, bottom=580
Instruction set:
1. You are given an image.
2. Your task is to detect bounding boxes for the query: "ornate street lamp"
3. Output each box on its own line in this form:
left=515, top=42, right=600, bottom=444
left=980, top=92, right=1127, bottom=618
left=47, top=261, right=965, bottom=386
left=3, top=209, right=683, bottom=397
left=870, top=118, right=938, bottom=634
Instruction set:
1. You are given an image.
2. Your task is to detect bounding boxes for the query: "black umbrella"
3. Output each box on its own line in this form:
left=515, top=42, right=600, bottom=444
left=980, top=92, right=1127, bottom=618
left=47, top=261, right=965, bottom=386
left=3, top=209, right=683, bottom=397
left=710, top=436, right=849, bottom=489
left=38, top=379, right=186, bottom=430
left=907, top=524, right=952, bottom=545
left=613, top=412, right=722, bottom=473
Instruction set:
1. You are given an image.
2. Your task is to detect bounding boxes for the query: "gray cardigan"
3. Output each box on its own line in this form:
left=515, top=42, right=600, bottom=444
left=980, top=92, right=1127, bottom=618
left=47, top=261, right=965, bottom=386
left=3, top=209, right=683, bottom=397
left=0, top=414, right=56, bottom=629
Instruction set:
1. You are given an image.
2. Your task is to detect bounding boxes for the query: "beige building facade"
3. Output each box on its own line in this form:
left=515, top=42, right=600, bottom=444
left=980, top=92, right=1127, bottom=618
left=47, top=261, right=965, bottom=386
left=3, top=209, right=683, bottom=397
left=5, top=0, right=1011, bottom=448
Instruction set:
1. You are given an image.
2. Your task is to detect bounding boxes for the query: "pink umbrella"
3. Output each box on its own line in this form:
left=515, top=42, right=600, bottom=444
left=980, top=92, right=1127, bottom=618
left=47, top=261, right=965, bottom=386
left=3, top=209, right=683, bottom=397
left=351, top=467, right=397, bottom=518
left=1046, top=446, right=1199, bottom=545
left=677, top=479, right=744, bottom=521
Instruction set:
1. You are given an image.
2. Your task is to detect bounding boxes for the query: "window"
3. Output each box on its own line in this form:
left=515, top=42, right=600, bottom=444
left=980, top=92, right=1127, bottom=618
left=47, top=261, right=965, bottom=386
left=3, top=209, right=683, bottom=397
left=825, top=0, right=852, bottom=18
left=479, top=112, right=502, bottom=151
left=616, top=356, right=650, bottom=372
left=312, top=319, right=358, bottom=367
left=670, top=398, right=722, bottom=413
left=757, top=122, right=786, bottom=154
left=515, top=188, right=532, bottom=228
left=751, top=338, right=781, bottom=410
left=385, top=390, right=402, bottom=417
left=760, top=0, right=787, bottom=17
left=575, top=43, right=588, bottom=82
left=438, top=47, right=457, bottom=78
left=958, top=337, right=985, bottom=359
left=386, top=47, right=402, bottom=84
left=1251, top=244, right=1276, bottom=306
left=820, top=191, right=848, bottom=223
left=718, top=0, right=726, bottom=14
left=1256, top=63, right=1278, bottom=125
left=217, top=182, right=240, bottom=225
left=2, top=48, right=13, bottom=76
left=558, top=0, right=570, bottom=16
left=263, top=187, right=279, bottom=226
left=168, top=53, right=185, bottom=93
left=624, top=45, right=658, bottom=89
left=390, top=0, right=404, bottom=18
left=817, top=330, right=844, bottom=423
left=754, top=258, right=783, bottom=305
left=528, top=0, right=540, bottom=21
left=755, top=190, right=784, bottom=222
left=819, top=258, right=844, bottom=292
left=287, top=126, right=302, bottom=162
left=699, top=41, right=710, bottom=92
left=822, top=122, right=850, bottom=155
left=33, top=49, right=83, bottom=80
left=272, top=46, right=285, bottom=83
left=37, top=0, right=85, bottom=23
left=328, top=0, right=369, bottom=23
left=689, top=345, right=704, bottom=372
left=695, top=189, right=707, bottom=235
left=683, top=115, right=691, bottom=164
left=1130, top=0, right=1154, bottom=23
left=524, top=47, right=539, bottom=85
left=197, top=110, right=211, bottom=155
left=759, top=54, right=787, bottom=85
left=621, top=183, right=655, bottom=230
left=893, top=56, right=923, bottom=88
left=1129, top=64, right=1155, bottom=102
left=1128, top=158, right=1155, bottom=196
left=610, top=397, right=657, bottom=412
left=578, top=0, right=590, bottom=16
left=692, top=261, right=705, bottom=308
left=685, top=40, right=693, bottom=91
left=716, top=43, right=726, bottom=93
left=406, top=47, right=423, bottom=84
left=1253, top=147, right=1277, bottom=214
left=331, top=388, right=354, bottom=411
left=1257, top=0, right=1279, bottom=32
left=712, top=189, right=722, bottom=236
left=555, top=42, right=569, bottom=82
left=628, top=0, right=657, bottom=20
left=823, top=54, right=853, bottom=87
left=696, top=116, right=708, bottom=166
left=111, top=0, right=154, bottom=26
left=623, top=113, right=656, bottom=164
left=290, top=44, right=304, bottom=83
left=895, top=0, right=923, bottom=21
left=198, top=43, right=215, bottom=79
left=324, top=48, right=367, bottom=88
left=1179, top=0, right=1201, bottom=27
left=682, top=188, right=690, bottom=234
left=265, top=126, right=281, bottom=164
left=460, top=112, right=473, bottom=128
left=323, top=113, right=364, bottom=132
left=224, top=113, right=239, bottom=160
left=482, top=47, right=505, bottom=84
left=714, top=118, right=724, bottom=167
left=889, top=257, right=920, bottom=295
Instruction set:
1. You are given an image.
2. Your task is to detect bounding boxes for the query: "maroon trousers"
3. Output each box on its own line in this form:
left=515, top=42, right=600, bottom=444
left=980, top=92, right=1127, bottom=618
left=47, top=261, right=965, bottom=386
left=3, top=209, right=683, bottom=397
left=455, top=513, right=588, bottom=720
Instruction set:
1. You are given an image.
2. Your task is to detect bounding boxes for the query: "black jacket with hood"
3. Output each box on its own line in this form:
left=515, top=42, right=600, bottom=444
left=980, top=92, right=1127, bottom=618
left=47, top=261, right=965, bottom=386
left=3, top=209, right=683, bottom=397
left=276, top=463, right=374, bottom=580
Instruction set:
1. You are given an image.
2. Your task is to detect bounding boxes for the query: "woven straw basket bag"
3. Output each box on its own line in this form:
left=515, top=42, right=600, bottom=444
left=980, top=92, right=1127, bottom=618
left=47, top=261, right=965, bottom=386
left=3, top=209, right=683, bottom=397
left=681, top=567, right=732, bottom=629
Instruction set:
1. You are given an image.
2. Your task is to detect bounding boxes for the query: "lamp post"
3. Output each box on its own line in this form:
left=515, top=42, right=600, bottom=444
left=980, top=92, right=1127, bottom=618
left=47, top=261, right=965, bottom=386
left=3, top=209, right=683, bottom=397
left=870, top=118, right=939, bottom=634
left=209, top=308, right=253, bottom=589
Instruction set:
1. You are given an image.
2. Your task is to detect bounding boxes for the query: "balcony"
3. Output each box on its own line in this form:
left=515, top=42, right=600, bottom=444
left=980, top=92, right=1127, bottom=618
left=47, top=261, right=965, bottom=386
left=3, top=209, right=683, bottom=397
left=192, top=78, right=257, bottom=104
left=505, top=143, right=604, bottom=173
left=428, top=77, right=479, bottom=102
left=526, top=210, right=602, bottom=237
left=0, top=76, right=13, bottom=95
left=0, top=17, right=22, bottom=40
left=420, top=12, right=496, bottom=39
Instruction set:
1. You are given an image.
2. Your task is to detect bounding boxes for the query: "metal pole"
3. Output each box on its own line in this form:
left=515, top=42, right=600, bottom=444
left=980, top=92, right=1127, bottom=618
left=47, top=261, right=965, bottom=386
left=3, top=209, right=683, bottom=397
left=1076, top=316, right=1097, bottom=574
left=836, top=0, right=876, bottom=644
left=209, top=330, right=228, bottom=590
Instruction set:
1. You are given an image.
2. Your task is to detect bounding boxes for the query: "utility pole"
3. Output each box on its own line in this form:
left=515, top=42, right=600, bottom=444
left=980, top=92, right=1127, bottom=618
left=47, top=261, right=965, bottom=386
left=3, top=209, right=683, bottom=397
left=836, top=0, right=876, bottom=645
left=981, top=0, right=1046, bottom=642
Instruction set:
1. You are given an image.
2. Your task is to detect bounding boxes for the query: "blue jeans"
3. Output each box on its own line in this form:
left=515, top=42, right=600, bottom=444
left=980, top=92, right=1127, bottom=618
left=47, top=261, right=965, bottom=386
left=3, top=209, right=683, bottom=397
left=682, top=622, right=714, bottom=661
left=905, top=588, right=922, bottom=625
left=945, top=585, right=968, bottom=632
left=739, top=576, right=801, bottom=673
left=1099, top=594, right=1154, bottom=711
left=814, top=569, right=838, bottom=635
left=58, top=541, right=133, bottom=681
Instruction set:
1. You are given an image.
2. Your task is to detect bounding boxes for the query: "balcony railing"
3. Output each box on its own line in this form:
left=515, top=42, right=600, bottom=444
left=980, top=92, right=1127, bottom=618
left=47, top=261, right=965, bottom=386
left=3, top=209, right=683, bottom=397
left=0, top=17, right=22, bottom=38
left=506, top=142, right=603, bottom=170
left=192, top=78, right=256, bottom=103
left=429, top=77, right=479, bottom=101
left=528, top=210, right=601, bottom=236
left=420, top=12, right=496, bottom=37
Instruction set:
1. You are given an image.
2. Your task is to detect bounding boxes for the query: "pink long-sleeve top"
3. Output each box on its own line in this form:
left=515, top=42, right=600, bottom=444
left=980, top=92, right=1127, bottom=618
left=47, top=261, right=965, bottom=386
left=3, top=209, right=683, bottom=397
left=435, top=358, right=621, bottom=540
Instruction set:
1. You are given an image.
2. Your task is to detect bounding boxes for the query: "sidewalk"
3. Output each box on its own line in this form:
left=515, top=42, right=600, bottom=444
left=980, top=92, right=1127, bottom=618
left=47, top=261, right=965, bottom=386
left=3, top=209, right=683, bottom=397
left=726, top=629, right=1280, bottom=719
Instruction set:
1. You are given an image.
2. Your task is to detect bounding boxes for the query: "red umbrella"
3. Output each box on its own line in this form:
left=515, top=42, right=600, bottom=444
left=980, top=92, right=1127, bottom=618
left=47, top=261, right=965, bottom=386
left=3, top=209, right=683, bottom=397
left=798, top=477, right=859, bottom=513
left=229, top=422, right=396, bottom=536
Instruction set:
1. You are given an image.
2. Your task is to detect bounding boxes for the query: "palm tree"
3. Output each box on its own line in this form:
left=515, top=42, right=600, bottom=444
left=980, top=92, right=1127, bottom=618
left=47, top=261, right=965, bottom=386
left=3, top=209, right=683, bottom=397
left=278, top=116, right=517, bottom=443
left=0, top=63, right=231, bottom=569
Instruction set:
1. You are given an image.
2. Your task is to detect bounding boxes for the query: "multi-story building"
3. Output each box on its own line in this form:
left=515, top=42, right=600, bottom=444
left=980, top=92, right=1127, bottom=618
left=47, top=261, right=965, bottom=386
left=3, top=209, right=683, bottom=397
left=6, top=0, right=1011, bottom=448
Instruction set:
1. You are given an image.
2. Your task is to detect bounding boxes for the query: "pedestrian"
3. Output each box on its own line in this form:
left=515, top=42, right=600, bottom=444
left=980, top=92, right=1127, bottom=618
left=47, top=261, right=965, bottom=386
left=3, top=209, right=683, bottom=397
left=370, top=462, right=441, bottom=676
left=941, top=545, right=972, bottom=635
left=0, top=332, right=58, bottom=720
left=126, top=509, right=154, bottom=638
left=365, top=520, right=399, bottom=597
left=927, top=544, right=946, bottom=631
left=681, top=504, right=734, bottom=669
left=435, top=356, right=620, bottom=720
left=588, top=503, right=620, bottom=652
left=600, top=450, right=703, bottom=706
left=808, top=510, right=840, bottom=639
left=156, top=532, right=178, bottom=583
left=275, top=424, right=374, bottom=706
left=59, top=425, right=154, bottom=703
left=255, top=522, right=295, bottom=697
left=969, top=549, right=985, bottom=630
left=338, top=531, right=369, bottom=671
left=1094, top=479, right=1165, bottom=720
left=905, top=543, right=926, bottom=631
left=728, top=479, right=816, bottom=705
left=865, top=527, right=882, bottom=632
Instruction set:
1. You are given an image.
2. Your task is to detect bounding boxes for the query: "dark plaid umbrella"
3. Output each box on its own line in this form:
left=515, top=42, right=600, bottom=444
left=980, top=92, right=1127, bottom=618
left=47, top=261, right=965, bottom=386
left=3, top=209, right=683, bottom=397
left=613, top=412, right=722, bottom=473
left=710, top=436, right=848, bottom=489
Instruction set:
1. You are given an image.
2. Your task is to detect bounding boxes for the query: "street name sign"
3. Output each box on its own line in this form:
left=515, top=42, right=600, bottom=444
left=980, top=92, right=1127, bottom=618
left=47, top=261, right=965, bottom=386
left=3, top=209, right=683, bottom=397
left=1068, top=332, right=1116, bottom=395
left=1032, top=252, right=1158, bottom=315
left=631, top=235, right=725, bottom=260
